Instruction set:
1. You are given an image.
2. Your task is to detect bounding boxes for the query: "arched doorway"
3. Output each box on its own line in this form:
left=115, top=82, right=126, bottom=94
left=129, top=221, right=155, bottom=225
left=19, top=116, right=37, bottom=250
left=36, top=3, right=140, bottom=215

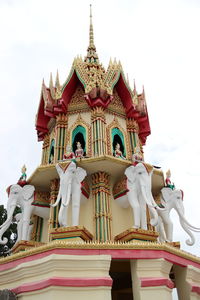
left=112, top=127, right=126, bottom=157
left=72, top=125, right=86, bottom=156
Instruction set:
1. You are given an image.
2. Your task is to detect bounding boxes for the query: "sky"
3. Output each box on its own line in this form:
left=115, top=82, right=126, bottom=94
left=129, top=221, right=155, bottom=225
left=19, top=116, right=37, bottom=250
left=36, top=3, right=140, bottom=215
left=0, top=0, right=200, bottom=270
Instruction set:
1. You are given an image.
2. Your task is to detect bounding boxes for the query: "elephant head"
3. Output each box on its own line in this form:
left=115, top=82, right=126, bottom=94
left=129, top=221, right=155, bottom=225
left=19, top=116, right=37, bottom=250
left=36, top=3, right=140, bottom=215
left=0, top=184, right=35, bottom=245
left=161, top=187, right=200, bottom=245
left=52, top=162, right=87, bottom=208
left=125, top=162, right=161, bottom=227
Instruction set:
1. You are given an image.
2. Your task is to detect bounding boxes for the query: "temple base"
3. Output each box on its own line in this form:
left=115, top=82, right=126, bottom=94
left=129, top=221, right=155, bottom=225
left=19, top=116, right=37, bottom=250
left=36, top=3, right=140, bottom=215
left=114, top=228, right=159, bottom=242
left=49, top=226, right=93, bottom=242
left=11, top=240, right=44, bottom=254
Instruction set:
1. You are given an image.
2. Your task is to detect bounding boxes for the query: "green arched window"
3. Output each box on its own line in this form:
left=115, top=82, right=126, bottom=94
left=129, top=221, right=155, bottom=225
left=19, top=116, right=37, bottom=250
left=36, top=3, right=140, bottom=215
left=72, top=125, right=86, bottom=155
left=49, top=139, right=55, bottom=163
left=111, top=127, right=126, bottom=157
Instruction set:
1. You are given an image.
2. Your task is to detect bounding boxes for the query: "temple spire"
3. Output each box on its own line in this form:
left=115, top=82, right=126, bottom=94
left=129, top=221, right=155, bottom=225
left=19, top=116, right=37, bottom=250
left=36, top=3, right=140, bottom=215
left=84, top=4, right=99, bottom=64
left=89, top=4, right=94, bottom=48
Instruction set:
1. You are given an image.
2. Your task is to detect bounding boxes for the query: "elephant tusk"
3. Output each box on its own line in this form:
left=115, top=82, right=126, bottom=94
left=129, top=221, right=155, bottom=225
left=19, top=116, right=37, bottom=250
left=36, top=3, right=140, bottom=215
left=175, top=204, right=200, bottom=232
left=180, top=221, right=200, bottom=232
left=179, top=217, right=195, bottom=246
left=51, top=191, right=61, bottom=207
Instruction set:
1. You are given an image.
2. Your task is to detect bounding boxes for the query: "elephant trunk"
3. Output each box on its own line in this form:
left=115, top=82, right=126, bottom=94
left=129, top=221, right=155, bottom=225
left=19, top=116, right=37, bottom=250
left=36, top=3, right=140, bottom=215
left=62, top=182, right=72, bottom=207
left=179, top=218, right=195, bottom=246
left=141, top=186, right=158, bottom=226
left=174, top=203, right=196, bottom=245
left=0, top=205, right=16, bottom=245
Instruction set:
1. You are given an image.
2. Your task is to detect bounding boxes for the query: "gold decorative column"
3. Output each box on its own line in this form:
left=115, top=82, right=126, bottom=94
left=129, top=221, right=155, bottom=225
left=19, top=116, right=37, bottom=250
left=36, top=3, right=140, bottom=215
left=55, top=114, right=68, bottom=162
left=41, top=134, right=50, bottom=165
left=48, top=179, right=59, bottom=241
left=91, top=107, right=106, bottom=156
left=126, top=118, right=139, bottom=155
left=92, top=172, right=112, bottom=242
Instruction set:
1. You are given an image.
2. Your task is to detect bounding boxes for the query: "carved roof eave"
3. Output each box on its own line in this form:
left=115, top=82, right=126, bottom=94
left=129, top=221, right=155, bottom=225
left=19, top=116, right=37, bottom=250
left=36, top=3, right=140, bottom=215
left=35, top=86, right=51, bottom=141
left=112, top=73, right=151, bottom=145
left=36, top=65, right=150, bottom=144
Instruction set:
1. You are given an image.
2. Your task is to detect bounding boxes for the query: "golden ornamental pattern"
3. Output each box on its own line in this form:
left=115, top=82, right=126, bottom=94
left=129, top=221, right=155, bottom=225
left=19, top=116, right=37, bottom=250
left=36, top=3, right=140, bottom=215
left=107, top=89, right=126, bottom=116
left=68, top=86, right=89, bottom=112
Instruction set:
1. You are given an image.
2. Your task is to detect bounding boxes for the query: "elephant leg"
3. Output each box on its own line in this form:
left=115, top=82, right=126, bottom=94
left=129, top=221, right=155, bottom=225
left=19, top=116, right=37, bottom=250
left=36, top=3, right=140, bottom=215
left=71, top=189, right=81, bottom=226
left=59, top=204, right=68, bottom=227
left=157, top=216, right=166, bottom=242
left=127, top=190, right=140, bottom=229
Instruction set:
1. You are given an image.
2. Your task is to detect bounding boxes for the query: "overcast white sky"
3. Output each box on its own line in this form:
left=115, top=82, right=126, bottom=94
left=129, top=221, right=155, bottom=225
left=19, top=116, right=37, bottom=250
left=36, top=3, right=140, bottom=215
left=0, top=0, right=200, bottom=265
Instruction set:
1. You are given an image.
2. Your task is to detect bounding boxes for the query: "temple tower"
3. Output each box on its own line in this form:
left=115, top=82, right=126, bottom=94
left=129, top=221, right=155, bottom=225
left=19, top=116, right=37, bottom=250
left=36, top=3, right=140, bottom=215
left=0, top=6, right=200, bottom=300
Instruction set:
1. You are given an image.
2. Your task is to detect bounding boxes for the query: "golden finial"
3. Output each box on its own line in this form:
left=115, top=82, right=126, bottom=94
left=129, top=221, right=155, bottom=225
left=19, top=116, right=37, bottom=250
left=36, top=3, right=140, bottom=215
left=49, top=72, right=55, bottom=99
left=142, top=85, right=145, bottom=97
left=89, top=4, right=94, bottom=47
left=84, top=4, right=99, bottom=63
left=55, top=70, right=62, bottom=99
left=55, top=70, right=61, bottom=90
left=49, top=72, right=53, bottom=89
left=126, top=73, right=129, bottom=85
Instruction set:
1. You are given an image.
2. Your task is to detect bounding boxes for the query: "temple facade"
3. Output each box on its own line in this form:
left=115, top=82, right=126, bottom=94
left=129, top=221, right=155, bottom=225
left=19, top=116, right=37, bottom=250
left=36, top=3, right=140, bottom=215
left=0, top=6, right=200, bottom=300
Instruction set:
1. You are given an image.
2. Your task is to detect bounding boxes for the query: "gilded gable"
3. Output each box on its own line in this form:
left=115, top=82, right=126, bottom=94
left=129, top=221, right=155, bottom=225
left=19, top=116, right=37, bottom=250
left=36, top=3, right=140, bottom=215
left=107, top=89, right=126, bottom=116
left=68, top=86, right=89, bottom=113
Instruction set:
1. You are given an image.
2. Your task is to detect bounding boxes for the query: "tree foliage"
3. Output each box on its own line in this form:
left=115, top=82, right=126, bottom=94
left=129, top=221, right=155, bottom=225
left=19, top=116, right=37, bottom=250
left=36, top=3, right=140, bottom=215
left=0, top=205, right=19, bottom=257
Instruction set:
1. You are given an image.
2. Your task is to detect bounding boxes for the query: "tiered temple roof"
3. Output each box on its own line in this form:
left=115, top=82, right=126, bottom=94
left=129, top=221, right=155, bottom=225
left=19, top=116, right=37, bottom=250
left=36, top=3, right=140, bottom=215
left=35, top=5, right=150, bottom=144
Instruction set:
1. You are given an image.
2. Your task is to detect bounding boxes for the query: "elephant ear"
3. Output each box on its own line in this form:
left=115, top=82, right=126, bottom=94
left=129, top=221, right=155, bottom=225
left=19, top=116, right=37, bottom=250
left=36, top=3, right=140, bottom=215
left=161, top=187, right=173, bottom=202
left=124, top=166, right=135, bottom=184
left=75, top=167, right=87, bottom=183
left=22, top=185, right=35, bottom=201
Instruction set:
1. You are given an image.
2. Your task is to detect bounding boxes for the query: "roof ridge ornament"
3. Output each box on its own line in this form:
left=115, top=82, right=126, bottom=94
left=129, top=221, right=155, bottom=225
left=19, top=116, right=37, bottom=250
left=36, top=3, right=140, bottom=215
left=49, top=72, right=55, bottom=99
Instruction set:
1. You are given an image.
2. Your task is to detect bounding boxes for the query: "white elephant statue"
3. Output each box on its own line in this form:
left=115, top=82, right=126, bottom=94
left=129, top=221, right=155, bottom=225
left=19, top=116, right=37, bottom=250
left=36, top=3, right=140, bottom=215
left=0, top=184, right=50, bottom=245
left=114, top=162, right=161, bottom=230
left=51, top=162, right=87, bottom=227
left=157, top=187, right=200, bottom=245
